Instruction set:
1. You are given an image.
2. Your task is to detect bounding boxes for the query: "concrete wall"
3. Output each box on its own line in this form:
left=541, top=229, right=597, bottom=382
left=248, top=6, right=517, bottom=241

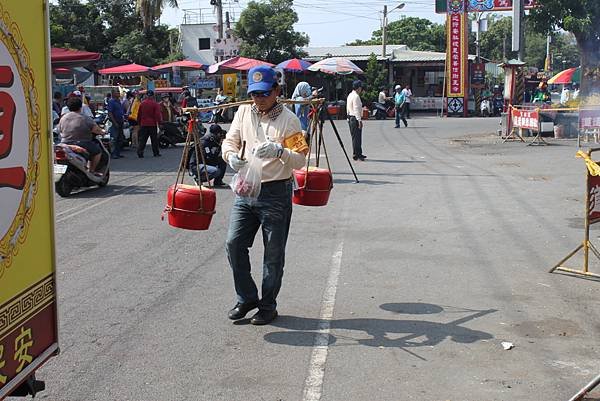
left=180, top=24, right=217, bottom=65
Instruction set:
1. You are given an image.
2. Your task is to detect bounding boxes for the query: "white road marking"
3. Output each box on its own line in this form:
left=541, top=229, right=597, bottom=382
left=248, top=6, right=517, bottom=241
left=55, top=176, right=157, bottom=223
left=302, top=241, right=344, bottom=401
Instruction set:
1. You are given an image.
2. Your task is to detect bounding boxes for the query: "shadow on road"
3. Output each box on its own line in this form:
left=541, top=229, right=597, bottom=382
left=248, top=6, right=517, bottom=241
left=68, top=184, right=156, bottom=199
left=263, top=303, right=497, bottom=354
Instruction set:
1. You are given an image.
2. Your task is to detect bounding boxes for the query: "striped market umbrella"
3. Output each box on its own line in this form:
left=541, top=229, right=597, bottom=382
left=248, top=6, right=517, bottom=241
left=307, top=57, right=363, bottom=75
left=276, top=58, right=312, bottom=72
left=548, top=67, right=581, bottom=84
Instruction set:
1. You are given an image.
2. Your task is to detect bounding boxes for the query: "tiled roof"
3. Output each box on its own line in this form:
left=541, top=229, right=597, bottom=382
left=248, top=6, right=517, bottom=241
left=391, top=49, right=477, bottom=62
left=303, top=45, right=408, bottom=61
left=303, top=45, right=477, bottom=63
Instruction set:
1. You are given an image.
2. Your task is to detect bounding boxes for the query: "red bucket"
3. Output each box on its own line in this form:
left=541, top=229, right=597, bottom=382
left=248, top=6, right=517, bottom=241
left=165, top=184, right=216, bottom=230
left=293, top=167, right=333, bottom=207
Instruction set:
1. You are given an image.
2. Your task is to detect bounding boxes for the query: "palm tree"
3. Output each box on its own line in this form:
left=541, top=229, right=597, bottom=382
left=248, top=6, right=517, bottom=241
left=135, top=0, right=178, bottom=32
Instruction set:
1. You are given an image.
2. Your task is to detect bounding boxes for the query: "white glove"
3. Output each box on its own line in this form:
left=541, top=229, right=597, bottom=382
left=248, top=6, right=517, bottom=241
left=227, top=153, right=247, bottom=171
left=255, top=141, right=284, bottom=159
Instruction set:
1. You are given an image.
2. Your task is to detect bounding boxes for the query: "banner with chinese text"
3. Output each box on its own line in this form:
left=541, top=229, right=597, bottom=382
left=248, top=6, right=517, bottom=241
left=436, top=0, right=536, bottom=13
left=511, top=108, right=539, bottom=131
left=0, top=0, right=58, bottom=398
left=588, top=174, right=600, bottom=225
left=579, top=108, right=600, bottom=130
left=446, top=0, right=468, bottom=115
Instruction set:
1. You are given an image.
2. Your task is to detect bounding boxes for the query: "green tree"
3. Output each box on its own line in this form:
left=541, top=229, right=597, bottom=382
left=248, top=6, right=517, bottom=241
left=112, top=26, right=180, bottom=65
left=234, top=0, right=309, bottom=64
left=50, top=0, right=181, bottom=65
left=529, top=0, right=600, bottom=98
left=348, top=17, right=446, bottom=52
left=49, top=0, right=107, bottom=53
left=478, top=15, right=579, bottom=70
left=362, top=53, right=387, bottom=104
left=135, top=0, right=178, bottom=33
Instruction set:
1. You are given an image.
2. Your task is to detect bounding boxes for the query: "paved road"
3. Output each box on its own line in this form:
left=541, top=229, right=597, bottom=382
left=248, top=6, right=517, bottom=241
left=30, top=115, right=600, bottom=401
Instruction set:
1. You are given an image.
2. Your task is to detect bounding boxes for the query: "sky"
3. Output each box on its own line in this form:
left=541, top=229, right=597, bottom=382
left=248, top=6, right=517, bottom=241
left=161, top=0, right=447, bottom=47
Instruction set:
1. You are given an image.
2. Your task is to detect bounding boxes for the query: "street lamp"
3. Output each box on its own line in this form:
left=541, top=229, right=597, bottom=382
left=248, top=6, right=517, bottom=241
left=382, top=2, right=405, bottom=58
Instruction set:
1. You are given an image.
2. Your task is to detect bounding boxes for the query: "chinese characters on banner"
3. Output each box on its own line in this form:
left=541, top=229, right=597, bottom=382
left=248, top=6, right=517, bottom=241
left=579, top=109, right=600, bottom=130
left=588, top=174, right=600, bottom=224
left=0, top=0, right=58, bottom=397
left=446, top=0, right=468, bottom=115
left=511, top=108, right=539, bottom=131
left=436, top=0, right=536, bottom=13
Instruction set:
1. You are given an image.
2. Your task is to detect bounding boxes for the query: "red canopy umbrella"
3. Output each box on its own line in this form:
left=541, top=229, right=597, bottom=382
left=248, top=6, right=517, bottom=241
left=98, top=63, right=151, bottom=75
left=51, top=47, right=101, bottom=68
left=207, top=56, right=274, bottom=74
left=151, top=59, right=205, bottom=72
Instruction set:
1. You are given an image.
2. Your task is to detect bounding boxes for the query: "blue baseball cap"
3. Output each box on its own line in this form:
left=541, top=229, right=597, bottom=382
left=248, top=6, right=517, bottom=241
left=247, top=66, right=277, bottom=94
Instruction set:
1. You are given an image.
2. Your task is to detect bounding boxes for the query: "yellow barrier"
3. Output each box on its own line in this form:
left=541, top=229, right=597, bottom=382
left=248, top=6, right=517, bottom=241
left=550, top=148, right=600, bottom=278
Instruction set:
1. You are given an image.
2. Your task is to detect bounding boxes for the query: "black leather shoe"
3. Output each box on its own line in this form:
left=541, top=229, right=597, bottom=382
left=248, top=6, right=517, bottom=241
left=250, top=309, right=278, bottom=325
left=352, top=156, right=358, bottom=161
left=357, top=156, right=366, bottom=161
left=228, top=301, right=259, bottom=320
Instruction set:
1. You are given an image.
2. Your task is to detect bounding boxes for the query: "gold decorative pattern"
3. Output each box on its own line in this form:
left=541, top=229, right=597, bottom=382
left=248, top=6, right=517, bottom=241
left=0, top=3, right=42, bottom=277
left=0, top=275, right=53, bottom=340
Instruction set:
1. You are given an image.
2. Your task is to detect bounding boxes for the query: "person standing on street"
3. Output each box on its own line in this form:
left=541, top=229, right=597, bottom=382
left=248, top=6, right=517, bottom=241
left=136, top=90, right=162, bottom=158
left=347, top=80, right=366, bottom=161
left=394, top=85, right=408, bottom=128
left=107, top=90, right=125, bottom=159
left=401, top=84, right=413, bottom=118
left=221, top=65, right=309, bottom=325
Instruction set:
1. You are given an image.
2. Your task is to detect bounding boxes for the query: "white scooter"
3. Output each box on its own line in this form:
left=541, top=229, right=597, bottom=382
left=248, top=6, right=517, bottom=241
left=480, top=98, right=492, bottom=117
left=53, top=137, right=110, bottom=197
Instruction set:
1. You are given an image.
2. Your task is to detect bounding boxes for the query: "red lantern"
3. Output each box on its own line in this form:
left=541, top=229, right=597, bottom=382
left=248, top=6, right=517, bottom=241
left=293, top=167, right=333, bottom=206
left=164, top=183, right=216, bottom=230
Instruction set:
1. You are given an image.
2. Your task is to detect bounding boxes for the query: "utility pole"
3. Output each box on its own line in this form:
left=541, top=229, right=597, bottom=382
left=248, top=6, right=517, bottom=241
left=382, top=5, right=388, bottom=58
left=512, top=0, right=525, bottom=61
left=216, top=0, right=223, bottom=40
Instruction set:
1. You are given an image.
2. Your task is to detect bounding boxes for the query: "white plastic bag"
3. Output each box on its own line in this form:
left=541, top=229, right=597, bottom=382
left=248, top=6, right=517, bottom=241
left=231, top=152, right=263, bottom=200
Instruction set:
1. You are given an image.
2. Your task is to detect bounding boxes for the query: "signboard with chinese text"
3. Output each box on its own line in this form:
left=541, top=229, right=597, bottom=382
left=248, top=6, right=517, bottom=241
left=0, top=1, right=58, bottom=398
left=588, top=174, right=600, bottom=225
left=436, top=0, right=536, bottom=13
left=579, top=108, right=600, bottom=130
left=446, top=0, right=468, bottom=115
left=471, top=63, right=485, bottom=87
left=511, top=108, right=539, bottom=131
left=223, top=73, right=238, bottom=98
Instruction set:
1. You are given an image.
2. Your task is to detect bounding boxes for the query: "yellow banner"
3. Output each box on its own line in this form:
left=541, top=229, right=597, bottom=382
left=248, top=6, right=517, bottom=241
left=0, top=1, right=55, bottom=317
left=223, top=73, right=237, bottom=98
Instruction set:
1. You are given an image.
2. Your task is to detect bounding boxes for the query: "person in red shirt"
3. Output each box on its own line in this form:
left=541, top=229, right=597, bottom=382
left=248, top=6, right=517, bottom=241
left=136, top=90, right=163, bottom=158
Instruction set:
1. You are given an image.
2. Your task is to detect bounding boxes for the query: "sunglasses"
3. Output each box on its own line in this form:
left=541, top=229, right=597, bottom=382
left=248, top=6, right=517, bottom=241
left=249, top=90, right=273, bottom=98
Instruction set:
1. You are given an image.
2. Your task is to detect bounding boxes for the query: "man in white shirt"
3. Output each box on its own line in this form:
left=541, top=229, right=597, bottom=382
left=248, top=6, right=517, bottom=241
left=378, top=86, right=388, bottom=104
left=560, top=85, right=571, bottom=105
left=221, top=66, right=309, bottom=325
left=401, top=85, right=413, bottom=118
left=347, top=80, right=366, bottom=161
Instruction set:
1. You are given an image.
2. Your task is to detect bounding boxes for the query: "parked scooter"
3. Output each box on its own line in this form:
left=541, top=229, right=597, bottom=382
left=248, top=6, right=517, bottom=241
left=371, top=102, right=388, bottom=120
left=480, top=98, right=491, bottom=117
left=54, top=137, right=110, bottom=197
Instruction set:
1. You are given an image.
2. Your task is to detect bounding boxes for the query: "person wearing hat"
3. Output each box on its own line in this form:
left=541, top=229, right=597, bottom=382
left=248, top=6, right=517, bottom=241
left=136, top=90, right=163, bottom=158
left=347, top=80, right=366, bottom=161
left=221, top=65, right=309, bottom=325
left=188, top=124, right=228, bottom=186
left=394, top=84, right=408, bottom=128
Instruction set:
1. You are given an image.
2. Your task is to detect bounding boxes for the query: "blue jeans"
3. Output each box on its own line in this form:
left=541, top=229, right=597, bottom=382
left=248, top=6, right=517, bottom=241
left=226, top=180, right=293, bottom=311
left=109, top=123, right=123, bottom=157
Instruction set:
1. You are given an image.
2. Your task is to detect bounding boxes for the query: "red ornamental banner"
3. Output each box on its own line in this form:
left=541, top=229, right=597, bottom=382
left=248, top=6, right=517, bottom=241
left=446, top=0, right=467, bottom=98
left=511, top=108, right=539, bottom=131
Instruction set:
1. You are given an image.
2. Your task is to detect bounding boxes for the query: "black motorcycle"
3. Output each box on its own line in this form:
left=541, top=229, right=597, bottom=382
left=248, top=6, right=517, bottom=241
left=158, top=121, right=187, bottom=148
